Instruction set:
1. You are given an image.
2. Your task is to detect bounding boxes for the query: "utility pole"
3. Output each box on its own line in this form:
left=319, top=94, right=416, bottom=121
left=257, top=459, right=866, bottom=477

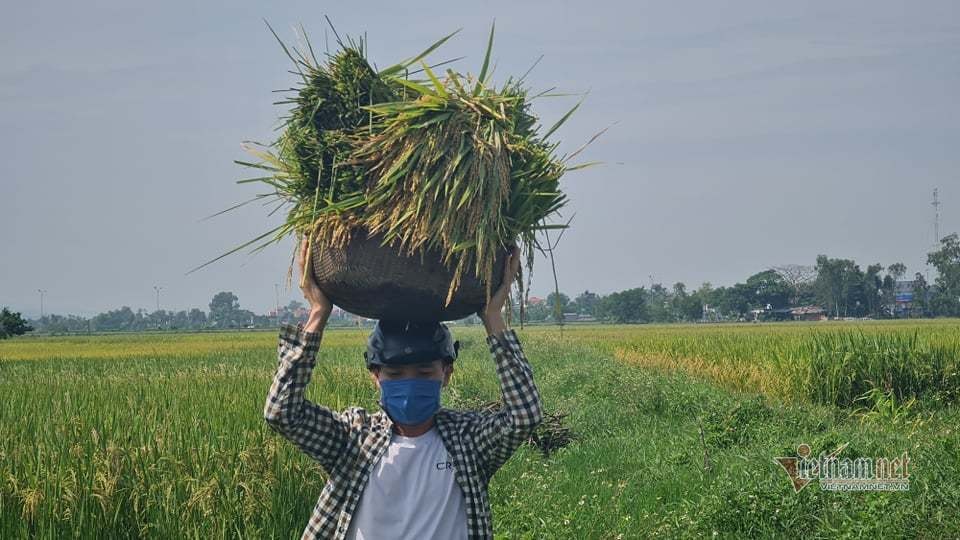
left=932, top=187, right=941, bottom=245
left=37, top=289, right=46, bottom=318
left=274, top=283, right=281, bottom=326
left=153, top=286, right=163, bottom=330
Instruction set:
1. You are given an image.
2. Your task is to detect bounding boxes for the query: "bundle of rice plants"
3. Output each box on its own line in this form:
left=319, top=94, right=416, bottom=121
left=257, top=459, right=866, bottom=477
left=195, top=21, right=595, bottom=318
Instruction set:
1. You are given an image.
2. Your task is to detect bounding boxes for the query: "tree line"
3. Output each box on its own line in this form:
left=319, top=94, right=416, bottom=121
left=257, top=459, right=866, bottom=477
left=517, top=233, right=960, bottom=323
left=2, top=232, right=958, bottom=337
left=3, top=292, right=320, bottom=336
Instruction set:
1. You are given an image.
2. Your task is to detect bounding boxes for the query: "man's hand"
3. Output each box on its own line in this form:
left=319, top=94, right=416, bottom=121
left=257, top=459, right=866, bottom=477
left=298, top=236, right=333, bottom=333
left=478, top=245, right=521, bottom=336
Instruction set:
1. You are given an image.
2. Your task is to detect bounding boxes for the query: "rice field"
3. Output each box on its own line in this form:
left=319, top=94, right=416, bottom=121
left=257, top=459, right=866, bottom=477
left=2, top=320, right=959, bottom=538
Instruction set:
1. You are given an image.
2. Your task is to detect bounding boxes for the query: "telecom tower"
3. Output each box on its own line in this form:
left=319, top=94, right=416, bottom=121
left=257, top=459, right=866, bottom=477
left=923, top=188, right=942, bottom=285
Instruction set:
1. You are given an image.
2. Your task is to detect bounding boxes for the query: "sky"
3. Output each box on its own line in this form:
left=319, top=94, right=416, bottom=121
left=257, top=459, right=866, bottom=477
left=2, top=1, right=958, bottom=317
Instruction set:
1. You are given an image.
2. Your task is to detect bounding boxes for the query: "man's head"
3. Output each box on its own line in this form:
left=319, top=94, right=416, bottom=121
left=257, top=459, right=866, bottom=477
left=365, top=320, right=460, bottom=425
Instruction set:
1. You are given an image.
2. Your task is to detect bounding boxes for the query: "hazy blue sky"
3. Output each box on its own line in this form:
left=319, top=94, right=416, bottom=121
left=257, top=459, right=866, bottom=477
left=2, top=1, right=958, bottom=317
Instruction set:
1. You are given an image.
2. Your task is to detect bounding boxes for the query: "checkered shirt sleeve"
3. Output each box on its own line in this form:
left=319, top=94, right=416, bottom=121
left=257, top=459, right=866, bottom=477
left=475, top=328, right=544, bottom=480
left=263, top=322, right=352, bottom=474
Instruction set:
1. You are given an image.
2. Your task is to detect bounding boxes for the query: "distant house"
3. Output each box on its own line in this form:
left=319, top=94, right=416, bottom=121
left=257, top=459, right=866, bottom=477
left=790, top=306, right=827, bottom=321
left=767, top=308, right=794, bottom=321
left=759, top=306, right=826, bottom=322
left=702, top=304, right=720, bottom=322
left=562, top=312, right=596, bottom=323
left=526, top=296, right=545, bottom=306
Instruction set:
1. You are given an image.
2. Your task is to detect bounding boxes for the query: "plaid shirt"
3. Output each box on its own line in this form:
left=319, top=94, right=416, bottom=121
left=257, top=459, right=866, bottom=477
left=263, top=323, right=543, bottom=540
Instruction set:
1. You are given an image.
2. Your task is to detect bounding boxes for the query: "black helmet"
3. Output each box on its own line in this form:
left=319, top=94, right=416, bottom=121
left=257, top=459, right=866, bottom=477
left=364, top=319, right=460, bottom=369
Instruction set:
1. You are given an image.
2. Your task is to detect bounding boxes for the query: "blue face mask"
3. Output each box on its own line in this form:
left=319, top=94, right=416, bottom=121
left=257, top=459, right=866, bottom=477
left=379, top=378, right=442, bottom=425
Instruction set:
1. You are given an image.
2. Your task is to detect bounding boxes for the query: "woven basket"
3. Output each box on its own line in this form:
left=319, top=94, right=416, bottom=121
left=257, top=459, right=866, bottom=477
left=311, top=229, right=510, bottom=322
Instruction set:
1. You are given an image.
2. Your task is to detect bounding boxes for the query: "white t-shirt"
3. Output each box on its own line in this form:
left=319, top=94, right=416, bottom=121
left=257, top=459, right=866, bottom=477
left=345, top=426, right=468, bottom=540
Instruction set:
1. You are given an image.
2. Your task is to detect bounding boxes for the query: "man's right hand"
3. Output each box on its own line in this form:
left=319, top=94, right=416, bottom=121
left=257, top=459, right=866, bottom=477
left=298, top=235, right=333, bottom=333
left=478, top=245, right=520, bottom=337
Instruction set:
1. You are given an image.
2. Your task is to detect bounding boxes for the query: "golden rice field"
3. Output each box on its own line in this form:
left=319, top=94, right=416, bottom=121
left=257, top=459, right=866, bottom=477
left=2, top=320, right=959, bottom=538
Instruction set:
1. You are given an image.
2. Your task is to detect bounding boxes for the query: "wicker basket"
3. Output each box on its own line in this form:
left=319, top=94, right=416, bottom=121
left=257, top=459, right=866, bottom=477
left=311, top=229, right=510, bottom=322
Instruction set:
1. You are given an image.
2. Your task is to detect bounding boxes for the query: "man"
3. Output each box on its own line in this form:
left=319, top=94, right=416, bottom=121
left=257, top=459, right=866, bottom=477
left=263, top=239, right=543, bottom=539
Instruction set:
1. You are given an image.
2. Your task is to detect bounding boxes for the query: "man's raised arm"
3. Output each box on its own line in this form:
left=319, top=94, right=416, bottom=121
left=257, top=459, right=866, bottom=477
left=476, top=324, right=543, bottom=480
left=262, top=239, right=353, bottom=473
left=472, top=249, right=544, bottom=480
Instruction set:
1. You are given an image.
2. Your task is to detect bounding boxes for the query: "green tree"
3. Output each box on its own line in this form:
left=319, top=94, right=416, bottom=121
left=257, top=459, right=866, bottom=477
left=880, top=274, right=896, bottom=317
left=668, top=282, right=703, bottom=321
left=0, top=308, right=33, bottom=339
left=927, top=233, right=960, bottom=316
left=92, top=306, right=138, bottom=331
left=209, top=291, right=241, bottom=328
left=571, top=290, right=600, bottom=316
left=694, top=283, right=720, bottom=320
left=880, top=262, right=906, bottom=317
left=187, top=308, right=207, bottom=328
left=912, top=272, right=931, bottom=316
left=814, top=255, right=864, bottom=318
left=745, top=270, right=791, bottom=310
left=597, top=288, right=647, bottom=323
left=717, top=283, right=753, bottom=318
left=887, top=262, right=907, bottom=282
left=545, top=292, right=570, bottom=323
left=42, top=314, right=91, bottom=333
left=861, top=263, right=885, bottom=318
left=679, top=294, right=704, bottom=322
left=645, top=284, right=673, bottom=322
